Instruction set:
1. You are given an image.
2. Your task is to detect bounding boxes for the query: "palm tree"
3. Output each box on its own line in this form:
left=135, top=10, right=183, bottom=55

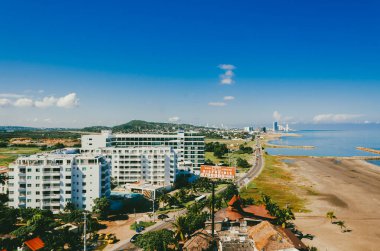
left=159, top=193, right=171, bottom=208
left=0, top=174, right=7, bottom=185
left=336, top=220, right=346, bottom=232
left=326, top=211, right=336, bottom=223
left=172, top=216, right=188, bottom=242
left=27, top=212, right=43, bottom=226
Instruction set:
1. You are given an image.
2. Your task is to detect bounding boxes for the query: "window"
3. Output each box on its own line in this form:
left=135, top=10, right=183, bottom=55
left=27, top=191, right=31, bottom=195
left=27, top=176, right=32, bottom=179
left=36, top=176, right=40, bottom=180
left=36, top=168, right=40, bottom=172
left=36, top=191, right=40, bottom=195
left=27, top=184, right=32, bottom=187
left=36, top=184, right=40, bottom=187
left=66, top=168, right=71, bottom=172
left=65, top=191, right=71, bottom=194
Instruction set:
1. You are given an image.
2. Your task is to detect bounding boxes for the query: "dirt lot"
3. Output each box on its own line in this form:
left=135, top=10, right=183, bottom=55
left=286, top=157, right=380, bottom=251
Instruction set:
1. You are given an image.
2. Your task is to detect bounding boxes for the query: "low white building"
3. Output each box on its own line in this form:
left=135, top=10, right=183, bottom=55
left=82, top=146, right=177, bottom=187
left=7, top=153, right=111, bottom=213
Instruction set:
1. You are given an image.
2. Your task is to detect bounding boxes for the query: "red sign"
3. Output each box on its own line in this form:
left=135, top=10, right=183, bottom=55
left=200, top=165, right=236, bottom=180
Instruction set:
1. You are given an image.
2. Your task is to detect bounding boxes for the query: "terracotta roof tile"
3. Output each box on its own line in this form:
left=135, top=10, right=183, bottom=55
left=243, top=205, right=276, bottom=220
left=24, top=237, right=45, bottom=251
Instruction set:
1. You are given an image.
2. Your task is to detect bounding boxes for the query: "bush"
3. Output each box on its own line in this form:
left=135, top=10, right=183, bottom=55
left=236, top=158, right=251, bottom=168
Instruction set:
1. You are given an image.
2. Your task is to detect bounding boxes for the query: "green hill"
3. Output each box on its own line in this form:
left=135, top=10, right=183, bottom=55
left=111, top=120, right=206, bottom=133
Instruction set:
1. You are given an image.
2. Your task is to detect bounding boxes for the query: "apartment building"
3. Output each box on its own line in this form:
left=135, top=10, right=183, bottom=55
left=82, top=146, right=177, bottom=186
left=81, top=130, right=205, bottom=174
left=7, top=153, right=111, bottom=213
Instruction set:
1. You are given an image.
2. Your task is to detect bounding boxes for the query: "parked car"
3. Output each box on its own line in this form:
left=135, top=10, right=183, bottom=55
left=130, top=234, right=142, bottom=243
left=157, top=214, right=169, bottom=220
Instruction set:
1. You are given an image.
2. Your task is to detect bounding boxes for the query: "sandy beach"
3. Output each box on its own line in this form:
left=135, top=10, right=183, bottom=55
left=284, top=157, right=380, bottom=251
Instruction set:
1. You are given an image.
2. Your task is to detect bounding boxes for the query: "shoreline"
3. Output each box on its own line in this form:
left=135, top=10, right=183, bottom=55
left=356, top=146, right=380, bottom=155
left=273, top=154, right=380, bottom=160
left=263, top=132, right=316, bottom=149
left=277, top=154, right=380, bottom=250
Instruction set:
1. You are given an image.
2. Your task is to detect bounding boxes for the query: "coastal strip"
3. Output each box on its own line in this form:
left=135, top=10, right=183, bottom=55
left=265, top=143, right=315, bottom=149
left=262, top=132, right=314, bottom=149
left=356, top=147, right=380, bottom=155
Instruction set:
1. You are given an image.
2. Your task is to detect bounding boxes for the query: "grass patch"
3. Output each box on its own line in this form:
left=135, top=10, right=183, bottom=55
left=205, top=151, right=224, bottom=164
left=130, top=221, right=156, bottom=230
left=0, top=147, right=42, bottom=166
left=240, top=154, right=308, bottom=212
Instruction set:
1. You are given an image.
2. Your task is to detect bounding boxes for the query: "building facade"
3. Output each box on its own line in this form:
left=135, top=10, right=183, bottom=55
left=81, top=146, right=177, bottom=186
left=8, top=153, right=111, bottom=213
left=81, top=130, right=205, bottom=174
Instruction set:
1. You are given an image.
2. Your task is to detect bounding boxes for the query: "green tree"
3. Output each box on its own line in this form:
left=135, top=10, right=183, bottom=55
left=326, top=211, right=336, bottom=223
left=172, top=216, right=188, bottom=241
left=221, top=183, right=239, bottom=202
left=236, top=157, right=251, bottom=168
left=92, top=197, right=110, bottom=220
left=0, top=205, right=17, bottom=234
left=0, top=173, right=7, bottom=185
left=336, top=220, right=346, bottom=232
left=135, top=229, right=176, bottom=251
left=175, top=188, right=188, bottom=204
left=159, top=193, right=171, bottom=208
left=52, top=143, right=65, bottom=149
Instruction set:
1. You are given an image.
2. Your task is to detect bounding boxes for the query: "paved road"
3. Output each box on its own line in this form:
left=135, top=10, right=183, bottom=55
left=236, top=139, right=264, bottom=189
left=109, top=139, right=264, bottom=250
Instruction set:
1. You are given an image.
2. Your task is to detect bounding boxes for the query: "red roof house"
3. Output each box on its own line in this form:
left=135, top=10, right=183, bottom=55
left=24, top=237, right=45, bottom=251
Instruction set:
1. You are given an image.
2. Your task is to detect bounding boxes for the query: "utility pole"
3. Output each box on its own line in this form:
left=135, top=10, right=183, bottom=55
left=83, top=212, right=87, bottom=251
left=211, top=181, right=215, bottom=237
left=152, top=190, right=155, bottom=222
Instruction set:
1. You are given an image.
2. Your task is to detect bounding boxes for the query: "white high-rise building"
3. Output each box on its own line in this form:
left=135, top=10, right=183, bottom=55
left=8, top=153, right=111, bottom=213
left=81, top=130, right=204, bottom=174
left=82, top=147, right=177, bottom=187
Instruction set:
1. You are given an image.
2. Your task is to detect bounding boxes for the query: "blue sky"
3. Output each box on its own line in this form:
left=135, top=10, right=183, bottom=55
left=0, top=0, right=380, bottom=128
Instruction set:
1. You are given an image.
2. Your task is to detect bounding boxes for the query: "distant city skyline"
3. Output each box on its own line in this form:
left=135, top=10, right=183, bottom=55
left=1, top=1, right=380, bottom=128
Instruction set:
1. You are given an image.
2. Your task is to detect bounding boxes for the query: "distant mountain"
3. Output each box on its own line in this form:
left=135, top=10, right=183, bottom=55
left=81, top=126, right=112, bottom=132
left=0, top=120, right=216, bottom=135
left=112, top=120, right=207, bottom=133
left=0, top=126, right=39, bottom=132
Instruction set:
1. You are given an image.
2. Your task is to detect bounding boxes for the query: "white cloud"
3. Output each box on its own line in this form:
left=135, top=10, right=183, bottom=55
left=223, top=96, right=235, bottom=101
left=35, top=96, right=58, bottom=108
left=169, top=116, right=180, bottom=122
left=273, top=111, right=282, bottom=121
left=220, top=77, right=234, bottom=85
left=218, top=64, right=236, bottom=70
left=313, top=113, right=363, bottom=123
left=218, top=64, right=236, bottom=85
left=14, top=98, right=34, bottom=107
left=0, top=98, right=11, bottom=107
left=0, top=93, right=25, bottom=98
left=208, top=102, right=227, bottom=107
left=0, top=92, right=79, bottom=109
left=56, top=93, right=79, bottom=108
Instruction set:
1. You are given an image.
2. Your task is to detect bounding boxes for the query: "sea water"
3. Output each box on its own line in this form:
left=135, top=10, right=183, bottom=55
left=266, top=124, right=380, bottom=166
